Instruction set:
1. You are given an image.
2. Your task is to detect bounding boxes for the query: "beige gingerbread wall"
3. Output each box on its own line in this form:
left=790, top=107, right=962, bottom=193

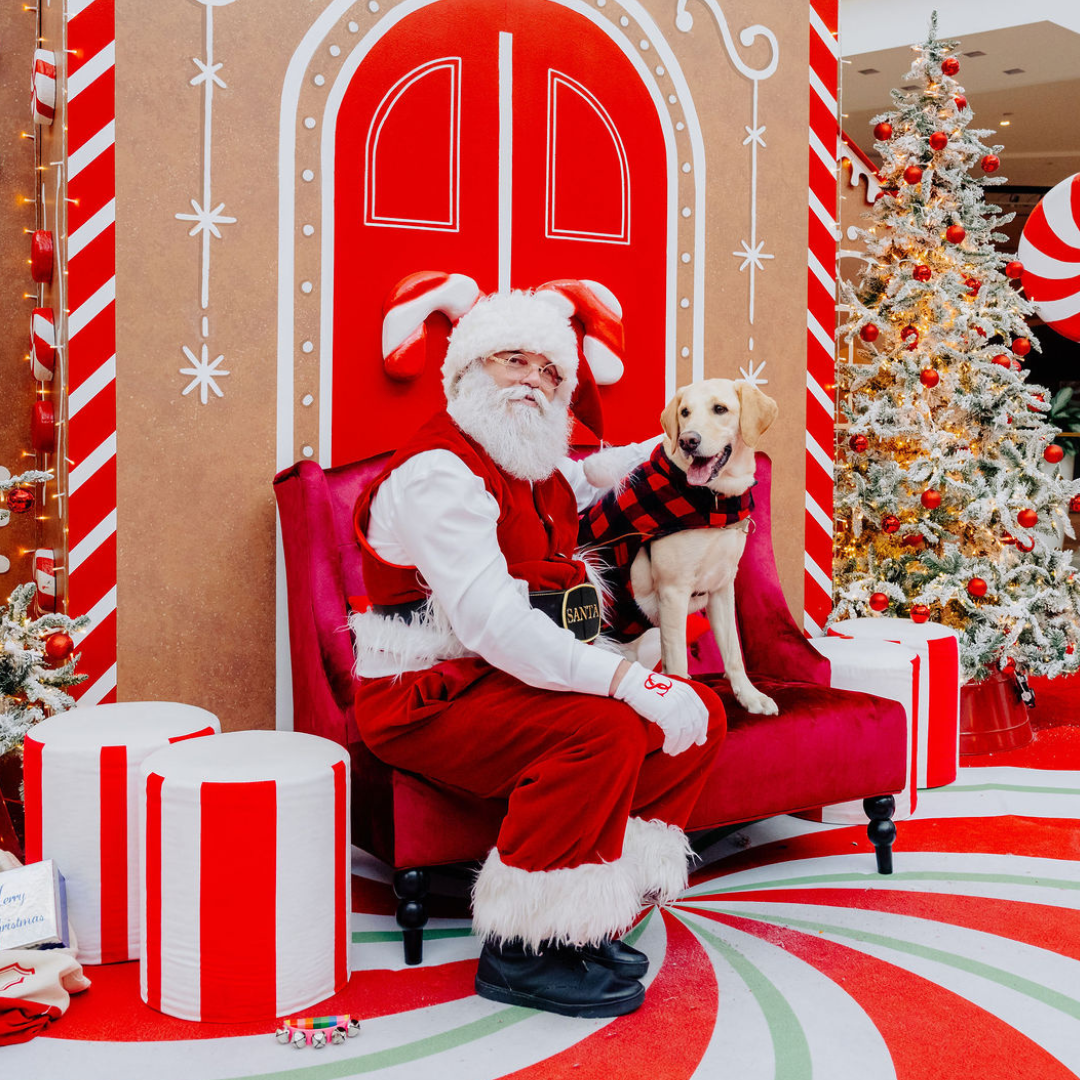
left=99, top=0, right=828, bottom=729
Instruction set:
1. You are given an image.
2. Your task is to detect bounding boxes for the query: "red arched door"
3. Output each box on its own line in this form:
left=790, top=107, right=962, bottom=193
left=332, top=0, right=667, bottom=463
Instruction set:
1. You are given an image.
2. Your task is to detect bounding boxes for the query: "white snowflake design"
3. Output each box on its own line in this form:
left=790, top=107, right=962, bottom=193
left=180, top=343, right=230, bottom=404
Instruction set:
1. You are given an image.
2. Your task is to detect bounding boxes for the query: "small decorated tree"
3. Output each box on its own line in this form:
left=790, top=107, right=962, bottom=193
left=0, top=582, right=90, bottom=756
left=832, top=14, right=1080, bottom=682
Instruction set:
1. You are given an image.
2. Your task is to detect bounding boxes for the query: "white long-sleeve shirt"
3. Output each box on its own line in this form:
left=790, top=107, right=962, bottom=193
left=360, top=438, right=659, bottom=693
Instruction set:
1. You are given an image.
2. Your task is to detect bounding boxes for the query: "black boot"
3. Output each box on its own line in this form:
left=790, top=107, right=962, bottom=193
left=580, top=937, right=649, bottom=979
left=475, top=940, right=645, bottom=1018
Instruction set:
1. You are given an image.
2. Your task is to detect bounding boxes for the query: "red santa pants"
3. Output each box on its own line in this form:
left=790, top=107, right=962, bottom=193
left=354, top=657, right=727, bottom=873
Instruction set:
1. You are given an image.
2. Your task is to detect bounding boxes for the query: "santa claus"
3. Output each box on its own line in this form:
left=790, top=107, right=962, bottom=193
left=352, top=289, right=727, bottom=1017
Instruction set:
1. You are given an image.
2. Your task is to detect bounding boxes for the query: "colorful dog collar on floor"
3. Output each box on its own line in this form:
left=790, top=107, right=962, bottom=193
left=274, top=1015, right=361, bottom=1048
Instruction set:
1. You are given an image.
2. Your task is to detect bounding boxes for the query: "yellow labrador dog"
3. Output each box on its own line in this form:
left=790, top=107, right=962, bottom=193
left=585, top=379, right=779, bottom=714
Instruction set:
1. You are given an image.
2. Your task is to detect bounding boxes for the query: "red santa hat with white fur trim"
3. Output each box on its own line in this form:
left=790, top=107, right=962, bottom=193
left=442, top=289, right=579, bottom=403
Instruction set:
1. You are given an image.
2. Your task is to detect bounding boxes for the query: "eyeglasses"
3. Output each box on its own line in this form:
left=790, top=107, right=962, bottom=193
left=486, top=352, right=564, bottom=392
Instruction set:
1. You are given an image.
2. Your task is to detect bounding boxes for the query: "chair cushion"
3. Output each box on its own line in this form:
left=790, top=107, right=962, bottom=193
left=685, top=677, right=908, bottom=830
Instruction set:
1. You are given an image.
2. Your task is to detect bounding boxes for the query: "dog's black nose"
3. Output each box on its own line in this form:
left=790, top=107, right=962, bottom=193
left=679, top=431, right=701, bottom=455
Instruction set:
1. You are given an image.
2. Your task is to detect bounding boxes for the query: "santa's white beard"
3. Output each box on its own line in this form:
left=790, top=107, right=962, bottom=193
left=447, top=365, right=572, bottom=481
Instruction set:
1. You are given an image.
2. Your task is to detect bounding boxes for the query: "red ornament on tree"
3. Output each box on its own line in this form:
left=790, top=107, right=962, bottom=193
left=941, top=57, right=960, bottom=76
left=849, top=434, right=869, bottom=453
left=44, top=632, right=74, bottom=664
left=903, top=533, right=924, bottom=547
left=954, top=94, right=968, bottom=110
left=945, top=224, right=966, bottom=244
left=965, top=277, right=982, bottom=296
left=920, top=368, right=940, bottom=388
left=869, top=592, right=889, bottom=612
left=991, top=354, right=1010, bottom=367
left=901, top=325, right=920, bottom=349
left=929, top=131, right=949, bottom=151
left=903, top=164, right=924, bottom=185
left=1072, top=496, right=1080, bottom=514
left=1016, top=537, right=1035, bottom=553
left=1001, top=532, right=1016, bottom=545
left=980, top=154, right=1000, bottom=173
left=913, top=264, right=932, bottom=282
left=967, top=577, right=988, bottom=598
left=881, top=515, right=901, bottom=534
left=859, top=323, right=880, bottom=343
left=1044, top=444, right=1065, bottom=464
left=921, top=489, right=942, bottom=509
left=7, top=488, right=34, bottom=514
left=1001, top=658, right=1016, bottom=676
left=1017, top=508, right=1038, bottom=528
left=873, top=122, right=893, bottom=141
left=1012, top=338, right=1032, bottom=357
left=1005, top=261, right=1024, bottom=280
left=1067, top=644, right=1076, bottom=656
left=910, top=604, right=931, bottom=624
left=974, top=327, right=987, bottom=337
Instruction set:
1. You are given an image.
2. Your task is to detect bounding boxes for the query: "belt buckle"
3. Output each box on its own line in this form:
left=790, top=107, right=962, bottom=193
left=560, top=583, right=601, bottom=643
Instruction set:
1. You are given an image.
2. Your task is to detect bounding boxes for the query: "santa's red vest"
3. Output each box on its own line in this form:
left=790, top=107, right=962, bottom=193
left=354, top=410, right=589, bottom=606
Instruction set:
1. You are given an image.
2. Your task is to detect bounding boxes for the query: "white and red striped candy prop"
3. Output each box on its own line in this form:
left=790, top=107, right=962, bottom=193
left=21, top=703, right=221, bottom=965
left=382, top=271, right=480, bottom=380
left=31, top=308, right=56, bottom=382
left=140, top=730, right=350, bottom=1022
left=31, top=230, right=54, bottom=284
left=1017, top=172, right=1080, bottom=342
left=32, top=400, right=56, bottom=453
left=828, top=617, right=961, bottom=788
left=538, top=278, right=626, bottom=385
left=31, top=49, right=56, bottom=126
left=33, top=548, right=57, bottom=613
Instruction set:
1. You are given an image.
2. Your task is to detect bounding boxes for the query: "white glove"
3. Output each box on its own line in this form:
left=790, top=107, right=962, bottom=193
left=613, top=661, right=709, bottom=756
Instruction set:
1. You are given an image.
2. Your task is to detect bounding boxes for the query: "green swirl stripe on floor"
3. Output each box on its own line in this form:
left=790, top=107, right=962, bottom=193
left=228, top=1006, right=535, bottom=1080
left=683, top=868, right=1080, bottom=898
left=351, top=927, right=475, bottom=944
left=676, top=912, right=812, bottom=1080
left=694, top=907, right=1080, bottom=1019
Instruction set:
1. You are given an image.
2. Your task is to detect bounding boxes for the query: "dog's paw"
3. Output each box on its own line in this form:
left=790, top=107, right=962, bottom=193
left=736, top=687, right=779, bottom=715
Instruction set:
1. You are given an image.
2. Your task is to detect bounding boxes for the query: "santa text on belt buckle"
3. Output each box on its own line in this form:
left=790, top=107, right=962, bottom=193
left=560, top=583, right=601, bottom=642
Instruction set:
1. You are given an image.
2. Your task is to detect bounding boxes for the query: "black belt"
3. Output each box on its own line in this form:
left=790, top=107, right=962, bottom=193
left=372, top=582, right=601, bottom=643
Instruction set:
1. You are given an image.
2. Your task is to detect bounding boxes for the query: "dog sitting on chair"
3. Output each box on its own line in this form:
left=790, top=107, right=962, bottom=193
left=581, top=378, right=779, bottom=714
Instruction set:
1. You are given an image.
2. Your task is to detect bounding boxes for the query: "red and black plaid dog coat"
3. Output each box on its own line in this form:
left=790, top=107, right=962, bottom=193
left=579, top=442, right=755, bottom=641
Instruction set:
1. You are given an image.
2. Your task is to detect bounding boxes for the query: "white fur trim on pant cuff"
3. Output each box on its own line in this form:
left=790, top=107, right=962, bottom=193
left=471, top=848, right=642, bottom=950
left=623, top=816, right=694, bottom=905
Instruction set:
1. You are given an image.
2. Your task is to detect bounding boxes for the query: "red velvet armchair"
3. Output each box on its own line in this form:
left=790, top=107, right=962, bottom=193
left=273, top=450, right=908, bottom=964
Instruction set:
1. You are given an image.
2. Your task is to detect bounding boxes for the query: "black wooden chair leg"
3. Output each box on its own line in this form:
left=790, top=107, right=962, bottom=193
left=393, top=867, right=430, bottom=965
left=863, top=795, right=897, bottom=874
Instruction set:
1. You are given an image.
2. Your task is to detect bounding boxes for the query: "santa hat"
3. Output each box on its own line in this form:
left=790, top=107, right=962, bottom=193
left=442, top=290, right=579, bottom=402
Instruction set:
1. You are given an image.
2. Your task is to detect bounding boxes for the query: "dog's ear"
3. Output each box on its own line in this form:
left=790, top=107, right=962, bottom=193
left=659, top=389, right=682, bottom=454
left=735, top=381, right=778, bottom=448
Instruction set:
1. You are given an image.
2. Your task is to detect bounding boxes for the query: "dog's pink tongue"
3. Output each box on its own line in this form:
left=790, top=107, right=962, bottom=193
left=686, top=455, right=717, bottom=486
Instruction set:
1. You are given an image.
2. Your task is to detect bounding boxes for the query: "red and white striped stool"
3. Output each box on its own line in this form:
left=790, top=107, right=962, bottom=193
left=828, top=617, right=961, bottom=788
left=22, top=702, right=220, bottom=965
left=805, top=637, right=920, bottom=823
left=139, top=730, right=350, bottom=1022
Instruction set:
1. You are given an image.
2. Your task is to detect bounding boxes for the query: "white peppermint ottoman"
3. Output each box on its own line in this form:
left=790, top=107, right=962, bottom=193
left=828, top=617, right=962, bottom=789
left=139, top=730, right=351, bottom=1022
left=22, top=701, right=220, bottom=964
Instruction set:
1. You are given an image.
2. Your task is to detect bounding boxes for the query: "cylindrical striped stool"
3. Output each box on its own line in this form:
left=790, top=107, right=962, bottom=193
left=139, top=730, right=351, bottom=1022
left=829, top=618, right=961, bottom=788
left=22, top=702, right=220, bottom=965
left=805, top=637, right=920, bottom=823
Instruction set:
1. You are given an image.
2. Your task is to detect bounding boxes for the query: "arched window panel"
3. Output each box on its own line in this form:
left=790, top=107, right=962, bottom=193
left=365, top=58, right=461, bottom=231
left=546, top=71, right=630, bottom=244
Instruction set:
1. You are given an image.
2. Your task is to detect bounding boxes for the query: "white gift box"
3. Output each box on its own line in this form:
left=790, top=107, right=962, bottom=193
left=0, top=859, right=69, bottom=951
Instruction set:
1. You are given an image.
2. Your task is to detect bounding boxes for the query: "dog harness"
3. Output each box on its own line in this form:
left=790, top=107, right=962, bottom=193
left=579, top=442, right=755, bottom=641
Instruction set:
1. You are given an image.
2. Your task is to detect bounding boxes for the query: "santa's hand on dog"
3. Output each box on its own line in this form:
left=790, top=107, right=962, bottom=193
left=612, top=661, right=709, bottom=755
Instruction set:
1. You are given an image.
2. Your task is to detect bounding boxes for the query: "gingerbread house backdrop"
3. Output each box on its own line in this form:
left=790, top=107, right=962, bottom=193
left=0, top=0, right=839, bottom=730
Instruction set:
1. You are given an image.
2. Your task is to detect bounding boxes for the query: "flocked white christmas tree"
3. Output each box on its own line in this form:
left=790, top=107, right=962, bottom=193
left=831, top=14, right=1080, bottom=682
left=1, top=470, right=90, bottom=755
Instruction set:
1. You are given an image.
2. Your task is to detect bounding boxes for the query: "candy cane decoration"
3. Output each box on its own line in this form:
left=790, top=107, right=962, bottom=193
left=34, top=549, right=57, bottom=614
left=1017, top=171, right=1080, bottom=343
left=32, top=401, right=56, bottom=454
left=31, top=49, right=56, bottom=126
left=382, top=271, right=480, bottom=380
left=31, top=308, right=56, bottom=382
left=537, top=278, right=625, bottom=385
left=31, top=231, right=54, bottom=284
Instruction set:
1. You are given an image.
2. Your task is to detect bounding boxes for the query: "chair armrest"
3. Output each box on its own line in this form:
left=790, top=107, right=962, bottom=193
left=807, top=637, right=919, bottom=821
